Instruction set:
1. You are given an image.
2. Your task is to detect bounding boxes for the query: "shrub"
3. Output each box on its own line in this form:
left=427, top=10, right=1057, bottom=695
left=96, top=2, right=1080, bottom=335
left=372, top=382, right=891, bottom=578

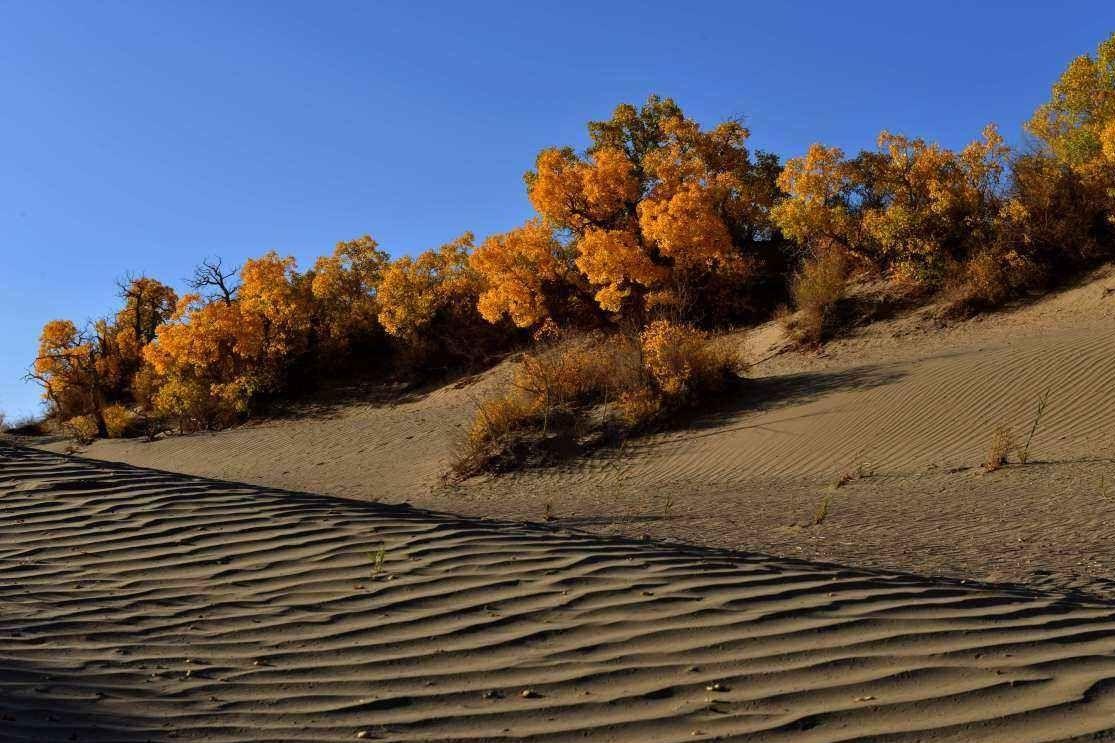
left=452, top=322, right=739, bottom=477
left=785, top=249, right=848, bottom=345
left=640, top=319, right=738, bottom=401
left=102, top=404, right=138, bottom=439
left=62, top=415, right=99, bottom=445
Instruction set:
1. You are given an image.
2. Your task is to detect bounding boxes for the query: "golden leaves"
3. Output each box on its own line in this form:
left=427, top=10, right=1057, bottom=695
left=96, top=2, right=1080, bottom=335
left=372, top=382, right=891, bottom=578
left=471, top=219, right=571, bottom=328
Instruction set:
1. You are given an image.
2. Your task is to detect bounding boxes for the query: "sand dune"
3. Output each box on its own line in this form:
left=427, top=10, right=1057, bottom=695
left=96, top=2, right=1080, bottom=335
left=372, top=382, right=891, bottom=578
left=3, top=444, right=1115, bottom=741
left=33, top=267, right=1115, bottom=597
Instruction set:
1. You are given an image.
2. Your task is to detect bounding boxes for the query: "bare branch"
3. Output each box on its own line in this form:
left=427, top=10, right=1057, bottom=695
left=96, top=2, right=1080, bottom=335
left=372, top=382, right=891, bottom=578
left=187, top=257, right=239, bottom=305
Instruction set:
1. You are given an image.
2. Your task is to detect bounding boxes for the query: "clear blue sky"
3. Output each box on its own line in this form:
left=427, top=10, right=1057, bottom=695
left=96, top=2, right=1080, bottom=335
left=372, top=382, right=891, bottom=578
left=1, top=1, right=1111, bottom=418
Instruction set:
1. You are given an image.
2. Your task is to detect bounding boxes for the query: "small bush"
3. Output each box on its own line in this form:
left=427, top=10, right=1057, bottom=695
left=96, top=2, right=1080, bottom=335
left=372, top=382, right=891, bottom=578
left=452, top=322, right=740, bottom=477
left=942, top=249, right=1034, bottom=317
left=62, top=415, right=99, bottom=445
left=786, top=250, right=848, bottom=345
left=102, top=404, right=140, bottom=438
left=984, top=426, right=1015, bottom=472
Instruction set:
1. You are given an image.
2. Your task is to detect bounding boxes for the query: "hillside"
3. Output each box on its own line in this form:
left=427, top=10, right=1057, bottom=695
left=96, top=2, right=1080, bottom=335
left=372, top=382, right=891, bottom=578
left=31, top=266, right=1115, bottom=598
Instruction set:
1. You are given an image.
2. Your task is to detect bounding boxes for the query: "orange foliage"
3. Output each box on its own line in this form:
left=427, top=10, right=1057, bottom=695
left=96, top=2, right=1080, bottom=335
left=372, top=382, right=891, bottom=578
left=471, top=218, right=584, bottom=328
left=311, top=235, right=389, bottom=353
left=473, top=95, right=782, bottom=326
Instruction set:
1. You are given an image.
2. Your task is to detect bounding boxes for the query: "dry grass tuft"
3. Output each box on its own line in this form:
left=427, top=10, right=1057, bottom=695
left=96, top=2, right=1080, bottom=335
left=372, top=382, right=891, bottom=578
left=984, top=426, right=1015, bottom=472
left=1018, top=388, right=1051, bottom=465
left=811, top=495, right=831, bottom=526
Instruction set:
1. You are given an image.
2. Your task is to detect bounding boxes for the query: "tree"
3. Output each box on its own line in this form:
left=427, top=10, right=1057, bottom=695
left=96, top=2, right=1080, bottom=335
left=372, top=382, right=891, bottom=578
left=472, top=95, right=785, bottom=328
left=470, top=218, right=590, bottom=330
left=1026, top=32, right=1115, bottom=168
left=377, top=232, right=507, bottom=367
left=143, top=252, right=314, bottom=430
left=1026, top=31, right=1115, bottom=232
left=773, top=125, right=1010, bottom=284
left=113, top=275, right=178, bottom=385
left=29, top=319, right=113, bottom=436
left=309, top=235, right=389, bottom=355
left=188, top=257, right=239, bottom=305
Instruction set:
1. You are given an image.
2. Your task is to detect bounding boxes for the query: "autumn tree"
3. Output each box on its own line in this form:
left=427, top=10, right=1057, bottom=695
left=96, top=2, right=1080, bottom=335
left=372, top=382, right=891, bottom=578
left=773, top=125, right=1010, bottom=284
left=143, top=252, right=314, bottom=430
left=113, top=276, right=178, bottom=386
left=310, top=235, right=389, bottom=355
left=30, top=319, right=114, bottom=436
left=471, top=95, right=786, bottom=329
left=188, top=257, right=239, bottom=305
left=1025, top=30, right=1115, bottom=247
left=1027, top=32, right=1115, bottom=169
left=378, top=232, right=509, bottom=367
left=471, top=218, right=594, bottom=331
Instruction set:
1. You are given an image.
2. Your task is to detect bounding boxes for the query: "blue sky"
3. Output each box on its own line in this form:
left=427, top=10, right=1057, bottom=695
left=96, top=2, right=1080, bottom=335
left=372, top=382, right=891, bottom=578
left=1, top=1, right=1111, bottom=418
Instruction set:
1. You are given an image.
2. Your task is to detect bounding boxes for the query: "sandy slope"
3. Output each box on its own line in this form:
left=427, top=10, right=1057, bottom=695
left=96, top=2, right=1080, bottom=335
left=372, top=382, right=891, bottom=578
left=35, top=266, right=1115, bottom=597
left=3, top=445, right=1115, bottom=742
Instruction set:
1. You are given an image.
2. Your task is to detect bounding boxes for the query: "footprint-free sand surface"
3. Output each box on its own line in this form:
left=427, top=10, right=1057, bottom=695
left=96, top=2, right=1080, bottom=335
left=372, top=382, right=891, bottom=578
left=4, top=444, right=1115, bottom=742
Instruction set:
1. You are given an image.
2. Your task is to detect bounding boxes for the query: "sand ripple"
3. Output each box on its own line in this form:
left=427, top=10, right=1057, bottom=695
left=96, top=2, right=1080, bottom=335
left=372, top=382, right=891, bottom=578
left=3, top=444, right=1115, bottom=742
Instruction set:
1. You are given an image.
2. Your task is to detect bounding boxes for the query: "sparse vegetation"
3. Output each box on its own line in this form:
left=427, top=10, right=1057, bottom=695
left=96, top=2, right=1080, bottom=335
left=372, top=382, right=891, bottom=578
left=984, top=426, right=1016, bottom=472
left=62, top=415, right=99, bottom=446
left=834, top=461, right=873, bottom=488
left=1018, top=388, right=1051, bottom=465
left=368, top=548, right=386, bottom=579
left=812, top=495, right=831, bottom=526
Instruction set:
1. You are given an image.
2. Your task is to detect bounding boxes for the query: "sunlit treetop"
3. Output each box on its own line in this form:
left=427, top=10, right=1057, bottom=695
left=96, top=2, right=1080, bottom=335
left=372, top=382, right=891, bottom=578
left=1027, top=32, right=1115, bottom=167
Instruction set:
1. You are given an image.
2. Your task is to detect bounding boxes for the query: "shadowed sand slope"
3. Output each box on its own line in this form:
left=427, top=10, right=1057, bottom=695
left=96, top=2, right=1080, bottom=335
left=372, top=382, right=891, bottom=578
left=3, top=446, right=1115, bottom=742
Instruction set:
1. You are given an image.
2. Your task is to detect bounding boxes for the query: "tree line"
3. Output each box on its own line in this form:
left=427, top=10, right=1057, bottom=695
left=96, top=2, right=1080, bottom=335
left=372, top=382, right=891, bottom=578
left=30, top=33, right=1115, bottom=441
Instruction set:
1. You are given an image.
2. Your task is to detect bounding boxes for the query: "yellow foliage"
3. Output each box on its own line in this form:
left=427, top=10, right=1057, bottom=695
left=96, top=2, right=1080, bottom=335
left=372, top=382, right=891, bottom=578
left=575, top=228, right=664, bottom=312
left=773, top=125, right=1009, bottom=284
left=639, top=320, right=737, bottom=399
left=1026, top=33, right=1115, bottom=168
left=455, top=324, right=739, bottom=476
left=378, top=233, right=478, bottom=338
left=102, top=404, right=136, bottom=439
left=62, top=414, right=99, bottom=444
left=311, top=235, right=388, bottom=352
left=471, top=218, right=576, bottom=328
left=501, top=95, right=778, bottom=322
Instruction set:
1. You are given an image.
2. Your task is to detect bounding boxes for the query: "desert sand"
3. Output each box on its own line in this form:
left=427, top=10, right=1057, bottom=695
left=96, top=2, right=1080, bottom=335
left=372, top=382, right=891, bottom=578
left=33, top=266, right=1115, bottom=598
left=5, top=444, right=1115, bottom=742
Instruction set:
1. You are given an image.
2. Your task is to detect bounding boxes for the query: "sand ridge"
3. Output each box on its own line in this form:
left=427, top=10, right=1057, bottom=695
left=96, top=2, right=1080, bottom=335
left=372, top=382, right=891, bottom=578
left=3, top=444, right=1115, bottom=741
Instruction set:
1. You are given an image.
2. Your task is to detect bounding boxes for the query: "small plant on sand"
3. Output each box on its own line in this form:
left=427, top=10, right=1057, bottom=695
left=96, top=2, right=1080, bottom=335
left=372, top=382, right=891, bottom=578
left=1017, top=388, right=1051, bottom=465
left=984, top=426, right=1015, bottom=472
left=543, top=501, right=555, bottom=522
left=662, top=493, right=674, bottom=520
left=812, top=494, right=831, bottom=526
left=834, top=461, right=874, bottom=488
left=368, top=547, right=386, bottom=579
